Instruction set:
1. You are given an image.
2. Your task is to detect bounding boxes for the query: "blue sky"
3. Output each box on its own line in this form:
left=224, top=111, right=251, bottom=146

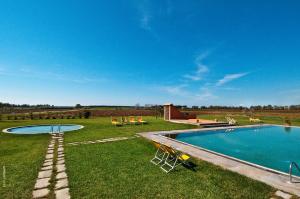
left=0, top=0, right=300, bottom=106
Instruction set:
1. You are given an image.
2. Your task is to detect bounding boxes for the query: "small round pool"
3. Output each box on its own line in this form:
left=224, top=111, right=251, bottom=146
left=2, top=124, right=84, bottom=134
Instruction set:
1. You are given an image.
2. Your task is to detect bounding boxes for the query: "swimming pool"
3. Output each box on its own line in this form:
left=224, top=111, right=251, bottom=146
left=3, top=124, right=84, bottom=134
left=164, top=125, right=300, bottom=176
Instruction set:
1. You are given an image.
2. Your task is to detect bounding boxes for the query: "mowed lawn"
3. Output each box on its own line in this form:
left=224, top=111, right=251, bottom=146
left=2, top=115, right=297, bottom=198
left=0, top=121, right=49, bottom=198
left=66, top=138, right=274, bottom=199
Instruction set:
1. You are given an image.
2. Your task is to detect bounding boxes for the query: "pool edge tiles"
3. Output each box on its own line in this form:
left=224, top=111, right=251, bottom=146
left=138, top=125, right=300, bottom=197
left=2, top=124, right=84, bottom=134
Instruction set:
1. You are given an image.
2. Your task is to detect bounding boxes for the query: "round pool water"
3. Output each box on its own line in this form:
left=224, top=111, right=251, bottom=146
left=3, top=124, right=84, bottom=134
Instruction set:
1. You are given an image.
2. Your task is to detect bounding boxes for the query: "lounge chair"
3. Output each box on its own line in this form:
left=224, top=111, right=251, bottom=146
left=249, top=117, right=262, bottom=123
left=111, top=117, right=122, bottom=126
left=160, top=145, right=190, bottom=173
left=121, top=116, right=128, bottom=125
left=225, top=116, right=237, bottom=125
left=150, top=141, right=168, bottom=165
left=129, top=116, right=137, bottom=125
left=137, top=116, right=147, bottom=125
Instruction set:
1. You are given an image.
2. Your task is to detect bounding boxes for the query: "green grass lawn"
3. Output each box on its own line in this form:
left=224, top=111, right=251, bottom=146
left=66, top=138, right=274, bottom=199
left=0, top=121, right=49, bottom=198
left=2, top=115, right=297, bottom=198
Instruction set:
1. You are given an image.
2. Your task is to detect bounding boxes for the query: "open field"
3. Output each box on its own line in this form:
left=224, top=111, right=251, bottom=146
left=1, top=114, right=300, bottom=198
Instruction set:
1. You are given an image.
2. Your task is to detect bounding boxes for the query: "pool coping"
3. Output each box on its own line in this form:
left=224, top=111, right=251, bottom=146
left=139, top=124, right=300, bottom=196
left=2, top=124, right=85, bottom=134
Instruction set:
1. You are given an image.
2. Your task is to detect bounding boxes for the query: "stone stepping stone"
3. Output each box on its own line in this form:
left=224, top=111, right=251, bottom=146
left=38, top=170, right=52, bottom=179
left=34, top=177, right=50, bottom=189
left=44, top=159, right=53, bottom=163
left=57, top=147, right=64, bottom=152
left=55, top=188, right=70, bottom=199
left=58, top=154, right=65, bottom=158
left=275, top=191, right=292, bottom=199
left=56, top=172, right=67, bottom=180
left=57, top=160, right=65, bottom=165
left=57, top=157, right=64, bottom=161
left=56, top=164, right=66, bottom=173
left=43, top=161, right=53, bottom=167
left=32, top=188, right=50, bottom=198
left=41, top=165, right=53, bottom=171
left=55, top=178, right=68, bottom=190
left=45, top=154, right=54, bottom=159
left=47, top=150, right=54, bottom=154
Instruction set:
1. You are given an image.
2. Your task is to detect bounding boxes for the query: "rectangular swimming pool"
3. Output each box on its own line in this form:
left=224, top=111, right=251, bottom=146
left=164, top=125, right=300, bottom=176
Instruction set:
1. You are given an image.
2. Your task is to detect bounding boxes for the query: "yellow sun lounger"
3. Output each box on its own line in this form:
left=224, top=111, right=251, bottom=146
left=129, top=116, right=137, bottom=125
left=111, top=117, right=122, bottom=126
left=160, top=145, right=190, bottom=173
left=249, top=117, right=262, bottom=123
left=150, top=141, right=191, bottom=173
left=137, top=116, right=148, bottom=125
left=150, top=141, right=168, bottom=165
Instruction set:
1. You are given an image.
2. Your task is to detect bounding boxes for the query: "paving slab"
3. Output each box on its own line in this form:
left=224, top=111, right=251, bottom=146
left=56, top=164, right=66, bottom=173
left=43, top=161, right=53, bottom=167
left=44, top=159, right=53, bottom=163
left=38, top=170, right=52, bottom=179
left=57, top=160, right=65, bottom=165
left=56, top=172, right=67, bottom=180
left=58, top=154, right=65, bottom=158
left=34, top=177, right=51, bottom=189
left=55, top=178, right=68, bottom=190
left=32, top=188, right=50, bottom=198
left=41, top=165, right=53, bottom=171
left=275, top=190, right=292, bottom=199
left=45, top=154, right=54, bottom=159
left=47, top=150, right=54, bottom=154
left=55, top=188, right=70, bottom=199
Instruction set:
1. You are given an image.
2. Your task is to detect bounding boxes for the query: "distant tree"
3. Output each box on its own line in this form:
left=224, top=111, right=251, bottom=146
left=0, top=113, right=2, bottom=121
left=75, top=104, right=82, bottom=109
left=83, top=111, right=91, bottom=119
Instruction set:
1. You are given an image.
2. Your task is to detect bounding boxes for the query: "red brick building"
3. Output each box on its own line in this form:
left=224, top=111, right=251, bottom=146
left=163, top=103, right=196, bottom=120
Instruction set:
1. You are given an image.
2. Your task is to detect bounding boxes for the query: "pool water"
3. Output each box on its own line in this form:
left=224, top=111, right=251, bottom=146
left=172, top=125, right=300, bottom=176
left=5, top=124, right=83, bottom=134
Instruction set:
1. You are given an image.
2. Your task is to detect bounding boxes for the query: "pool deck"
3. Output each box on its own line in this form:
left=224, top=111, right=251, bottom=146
left=139, top=124, right=300, bottom=196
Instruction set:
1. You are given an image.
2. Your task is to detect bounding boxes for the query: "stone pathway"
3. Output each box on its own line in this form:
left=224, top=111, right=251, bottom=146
left=66, top=135, right=140, bottom=146
left=32, top=133, right=71, bottom=199
left=270, top=190, right=293, bottom=199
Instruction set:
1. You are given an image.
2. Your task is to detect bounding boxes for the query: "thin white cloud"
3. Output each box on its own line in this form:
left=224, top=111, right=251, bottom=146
left=184, top=51, right=210, bottom=81
left=216, top=73, right=248, bottom=86
left=0, top=67, right=107, bottom=84
left=136, top=0, right=152, bottom=31
left=159, top=84, right=188, bottom=96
